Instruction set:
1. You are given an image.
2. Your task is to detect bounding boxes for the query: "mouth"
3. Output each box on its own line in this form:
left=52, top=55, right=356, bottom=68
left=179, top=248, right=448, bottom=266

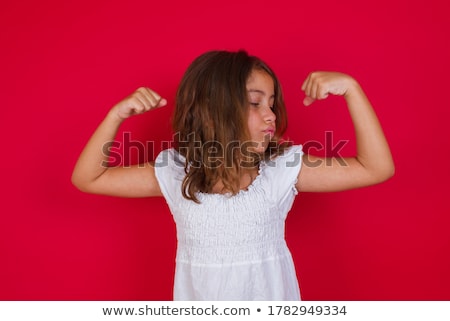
left=263, top=127, right=275, bottom=138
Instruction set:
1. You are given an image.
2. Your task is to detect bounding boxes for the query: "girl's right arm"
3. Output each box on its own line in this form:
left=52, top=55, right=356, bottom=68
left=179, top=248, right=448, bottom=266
left=71, top=87, right=167, bottom=197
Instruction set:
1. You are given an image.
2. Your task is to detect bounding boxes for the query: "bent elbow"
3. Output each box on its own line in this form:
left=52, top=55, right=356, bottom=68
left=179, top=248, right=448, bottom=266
left=384, top=159, right=395, bottom=181
left=71, top=173, right=92, bottom=193
left=373, top=162, right=395, bottom=185
left=386, top=163, right=395, bottom=180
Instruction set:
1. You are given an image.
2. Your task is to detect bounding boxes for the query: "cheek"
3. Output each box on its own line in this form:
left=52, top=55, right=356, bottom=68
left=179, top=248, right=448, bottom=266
left=247, top=109, right=259, bottom=127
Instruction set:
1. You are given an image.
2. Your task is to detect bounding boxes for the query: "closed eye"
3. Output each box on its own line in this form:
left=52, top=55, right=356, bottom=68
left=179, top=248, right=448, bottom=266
left=250, top=102, right=275, bottom=111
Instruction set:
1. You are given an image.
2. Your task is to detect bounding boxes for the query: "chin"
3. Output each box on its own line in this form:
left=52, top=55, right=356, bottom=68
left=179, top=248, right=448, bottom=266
left=249, top=143, right=269, bottom=155
left=242, top=138, right=270, bottom=156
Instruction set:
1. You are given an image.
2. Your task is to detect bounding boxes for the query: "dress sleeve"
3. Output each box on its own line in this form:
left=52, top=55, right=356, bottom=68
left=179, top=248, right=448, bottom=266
left=154, top=149, right=186, bottom=208
left=263, top=145, right=304, bottom=203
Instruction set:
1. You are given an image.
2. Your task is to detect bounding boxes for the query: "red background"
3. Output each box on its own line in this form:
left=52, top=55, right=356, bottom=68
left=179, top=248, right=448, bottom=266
left=1, top=0, right=449, bottom=300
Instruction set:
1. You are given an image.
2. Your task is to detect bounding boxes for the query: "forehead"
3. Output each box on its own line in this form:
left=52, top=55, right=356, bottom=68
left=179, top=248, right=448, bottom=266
left=246, top=69, right=274, bottom=93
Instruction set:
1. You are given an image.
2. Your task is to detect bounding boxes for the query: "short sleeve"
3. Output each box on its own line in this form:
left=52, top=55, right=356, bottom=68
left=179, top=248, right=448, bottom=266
left=154, top=149, right=186, bottom=208
left=261, top=145, right=303, bottom=203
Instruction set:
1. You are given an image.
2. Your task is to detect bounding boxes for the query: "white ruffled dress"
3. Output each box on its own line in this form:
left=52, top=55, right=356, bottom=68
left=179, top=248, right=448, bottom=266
left=154, top=145, right=304, bottom=300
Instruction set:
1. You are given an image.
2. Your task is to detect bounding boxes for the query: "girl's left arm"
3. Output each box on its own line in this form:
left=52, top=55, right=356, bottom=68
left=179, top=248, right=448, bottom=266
left=297, top=72, right=395, bottom=192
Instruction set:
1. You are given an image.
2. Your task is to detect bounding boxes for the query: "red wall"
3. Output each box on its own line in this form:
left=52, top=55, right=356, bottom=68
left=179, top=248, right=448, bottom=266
left=1, top=0, right=449, bottom=300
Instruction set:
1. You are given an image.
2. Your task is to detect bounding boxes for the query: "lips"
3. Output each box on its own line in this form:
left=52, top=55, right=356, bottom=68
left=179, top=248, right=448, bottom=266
left=263, top=127, right=275, bottom=138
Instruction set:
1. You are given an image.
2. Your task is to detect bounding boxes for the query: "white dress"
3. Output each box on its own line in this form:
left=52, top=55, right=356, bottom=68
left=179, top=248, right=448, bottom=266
left=154, top=145, right=303, bottom=300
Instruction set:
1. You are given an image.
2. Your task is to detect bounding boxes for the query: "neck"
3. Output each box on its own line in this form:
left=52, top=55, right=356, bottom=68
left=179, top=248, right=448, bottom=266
left=211, top=166, right=259, bottom=194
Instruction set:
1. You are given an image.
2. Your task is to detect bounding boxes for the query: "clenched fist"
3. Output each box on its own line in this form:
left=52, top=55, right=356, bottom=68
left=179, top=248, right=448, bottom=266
left=301, top=72, right=358, bottom=106
left=113, top=87, right=167, bottom=120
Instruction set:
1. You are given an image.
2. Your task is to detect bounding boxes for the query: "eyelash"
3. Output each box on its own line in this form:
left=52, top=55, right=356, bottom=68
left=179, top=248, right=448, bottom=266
left=250, top=103, right=275, bottom=111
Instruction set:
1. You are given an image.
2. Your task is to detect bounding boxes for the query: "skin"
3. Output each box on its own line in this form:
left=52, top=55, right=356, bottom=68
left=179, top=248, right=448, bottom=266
left=246, top=69, right=277, bottom=154
left=71, top=87, right=165, bottom=197
left=71, top=71, right=394, bottom=197
left=297, top=72, right=394, bottom=192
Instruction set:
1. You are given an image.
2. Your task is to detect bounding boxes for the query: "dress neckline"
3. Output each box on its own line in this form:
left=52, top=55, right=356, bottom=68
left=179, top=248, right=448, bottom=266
left=172, top=148, right=265, bottom=198
left=197, top=161, right=265, bottom=198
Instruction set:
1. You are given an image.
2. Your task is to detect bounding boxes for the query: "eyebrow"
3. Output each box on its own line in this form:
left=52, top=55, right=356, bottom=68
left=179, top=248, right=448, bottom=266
left=247, top=89, right=275, bottom=98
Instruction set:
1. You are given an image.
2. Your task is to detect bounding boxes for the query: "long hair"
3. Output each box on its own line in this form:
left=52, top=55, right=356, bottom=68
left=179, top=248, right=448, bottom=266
left=172, top=50, right=290, bottom=203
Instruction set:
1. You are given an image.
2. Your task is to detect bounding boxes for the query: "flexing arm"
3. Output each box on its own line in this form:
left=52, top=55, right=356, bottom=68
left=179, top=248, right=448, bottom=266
left=297, top=72, right=394, bottom=192
left=71, top=87, right=167, bottom=197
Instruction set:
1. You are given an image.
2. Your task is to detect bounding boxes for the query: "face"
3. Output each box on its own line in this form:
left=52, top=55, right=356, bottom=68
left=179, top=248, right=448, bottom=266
left=246, top=69, right=277, bottom=154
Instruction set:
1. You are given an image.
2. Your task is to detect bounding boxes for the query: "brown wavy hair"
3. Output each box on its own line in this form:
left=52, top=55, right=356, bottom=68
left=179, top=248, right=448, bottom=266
left=172, top=50, right=290, bottom=203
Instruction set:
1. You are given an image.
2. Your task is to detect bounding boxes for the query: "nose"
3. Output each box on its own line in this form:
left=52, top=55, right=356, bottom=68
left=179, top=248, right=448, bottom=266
left=264, top=106, right=276, bottom=123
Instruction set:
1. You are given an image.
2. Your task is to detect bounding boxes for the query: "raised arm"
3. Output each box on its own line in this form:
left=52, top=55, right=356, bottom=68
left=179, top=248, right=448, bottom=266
left=297, top=72, right=394, bottom=192
left=71, top=87, right=166, bottom=197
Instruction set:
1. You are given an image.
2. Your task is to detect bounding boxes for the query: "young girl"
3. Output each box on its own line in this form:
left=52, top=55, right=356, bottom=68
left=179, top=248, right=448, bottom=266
left=72, top=50, right=394, bottom=300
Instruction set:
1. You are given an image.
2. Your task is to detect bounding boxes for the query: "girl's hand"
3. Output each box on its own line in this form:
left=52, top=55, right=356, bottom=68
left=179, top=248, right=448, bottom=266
left=301, top=71, right=357, bottom=106
left=112, top=87, right=167, bottom=120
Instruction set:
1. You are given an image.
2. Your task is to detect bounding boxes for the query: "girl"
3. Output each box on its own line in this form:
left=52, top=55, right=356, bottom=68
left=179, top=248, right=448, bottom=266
left=72, top=50, right=394, bottom=300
